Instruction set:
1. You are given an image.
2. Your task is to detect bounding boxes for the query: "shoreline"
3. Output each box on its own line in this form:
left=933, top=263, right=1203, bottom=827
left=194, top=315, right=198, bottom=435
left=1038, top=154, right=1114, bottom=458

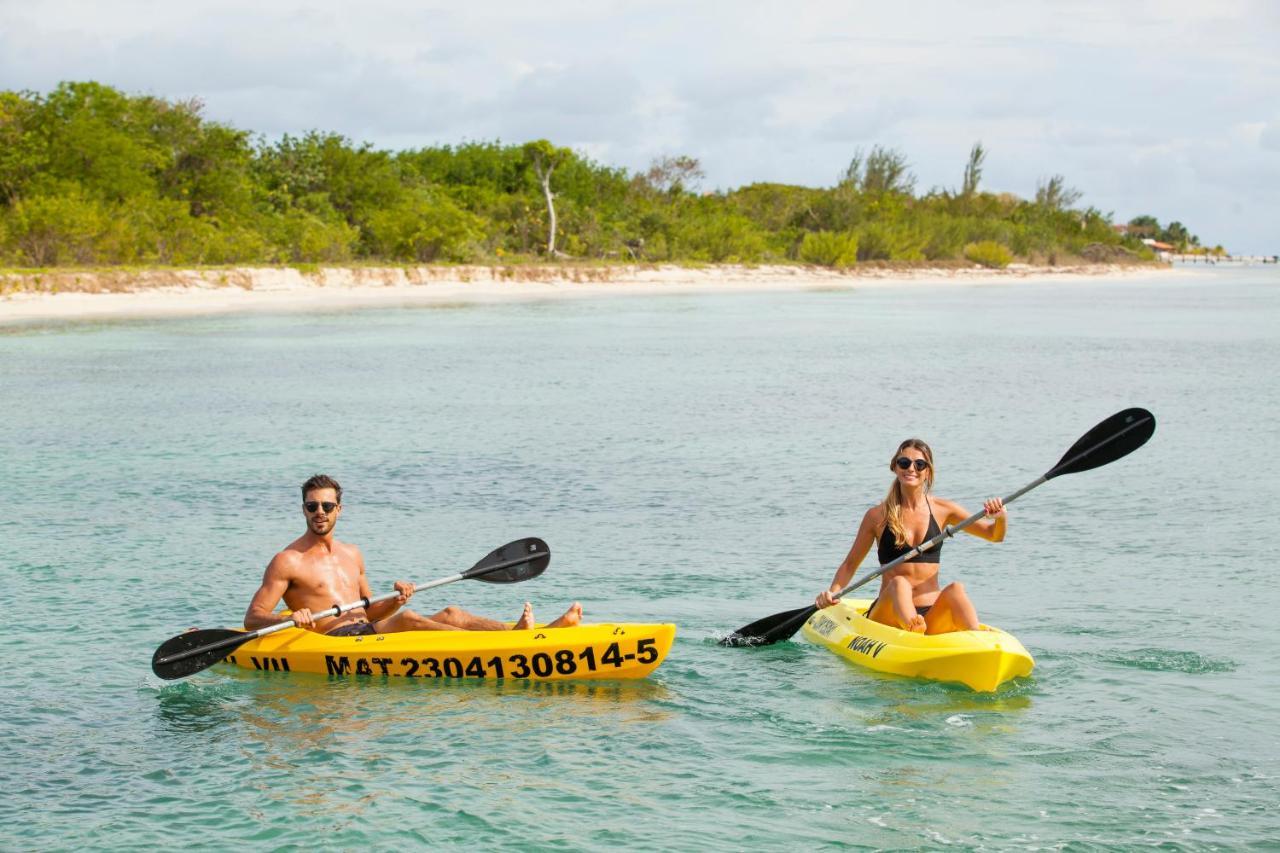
left=0, top=263, right=1177, bottom=325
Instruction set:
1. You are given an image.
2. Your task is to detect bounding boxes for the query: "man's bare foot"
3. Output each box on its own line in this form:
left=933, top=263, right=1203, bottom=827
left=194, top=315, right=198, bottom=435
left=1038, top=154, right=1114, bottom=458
left=546, top=602, right=583, bottom=629
left=513, top=602, right=535, bottom=630
left=905, top=614, right=927, bottom=633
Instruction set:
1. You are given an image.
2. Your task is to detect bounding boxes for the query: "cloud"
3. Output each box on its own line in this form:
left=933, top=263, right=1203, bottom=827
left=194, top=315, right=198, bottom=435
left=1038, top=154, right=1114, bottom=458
left=1, top=0, right=1277, bottom=251
left=817, top=99, right=919, bottom=144
left=1261, top=120, right=1280, bottom=152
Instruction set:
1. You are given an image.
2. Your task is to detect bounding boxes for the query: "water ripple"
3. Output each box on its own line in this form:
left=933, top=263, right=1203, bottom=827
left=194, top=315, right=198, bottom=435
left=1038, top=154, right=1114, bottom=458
left=3, top=272, right=1278, bottom=848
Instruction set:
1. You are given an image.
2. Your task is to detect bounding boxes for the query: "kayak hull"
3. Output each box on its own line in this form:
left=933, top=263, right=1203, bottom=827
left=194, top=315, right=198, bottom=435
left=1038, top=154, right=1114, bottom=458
left=219, top=622, right=676, bottom=681
left=801, top=599, right=1033, bottom=691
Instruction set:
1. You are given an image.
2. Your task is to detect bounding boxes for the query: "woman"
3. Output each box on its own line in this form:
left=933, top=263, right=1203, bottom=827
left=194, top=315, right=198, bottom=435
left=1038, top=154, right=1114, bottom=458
left=814, top=438, right=1006, bottom=634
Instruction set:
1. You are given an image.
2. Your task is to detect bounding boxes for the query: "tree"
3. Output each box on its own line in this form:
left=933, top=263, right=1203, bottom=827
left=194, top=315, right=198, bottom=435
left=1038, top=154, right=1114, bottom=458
left=522, top=139, right=572, bottom=256
left=863, top=146, right=915, bottom=196
left=1126, top=214, right=1159, bottom=238
left=1162, top=221, right=1190, bottom=248
left=148, top=99, right=256, bottom=220
left=1035, top=175, right=1082, bottom=211
left=838, top=146, right=915, bottom=196
left=962, top=142, right=986, bottom=197
left=644, top=155, right=705, bottom=194
left=34, top=82, right=167, bottom=203
left=0, top=90, right=40, bottom=205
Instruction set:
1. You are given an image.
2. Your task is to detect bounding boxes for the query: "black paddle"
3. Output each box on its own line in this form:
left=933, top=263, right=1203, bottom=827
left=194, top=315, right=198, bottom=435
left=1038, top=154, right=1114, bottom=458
left=720, top=407, right=1156, bottom=647
left=151, top=537, right=551, bottom=680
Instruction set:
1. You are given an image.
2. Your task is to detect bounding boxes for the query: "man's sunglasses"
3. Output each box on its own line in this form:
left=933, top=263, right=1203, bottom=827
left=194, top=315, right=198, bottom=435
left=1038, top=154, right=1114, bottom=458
left=305, top=501, right=338, bottom=514
left=894, top=457, right=930, bottom=472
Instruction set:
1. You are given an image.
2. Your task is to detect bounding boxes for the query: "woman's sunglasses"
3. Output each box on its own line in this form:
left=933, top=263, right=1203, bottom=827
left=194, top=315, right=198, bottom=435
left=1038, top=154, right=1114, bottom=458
left=305, top=501, right=338, bottom=514
left=894, top=457, right=930, bottom=472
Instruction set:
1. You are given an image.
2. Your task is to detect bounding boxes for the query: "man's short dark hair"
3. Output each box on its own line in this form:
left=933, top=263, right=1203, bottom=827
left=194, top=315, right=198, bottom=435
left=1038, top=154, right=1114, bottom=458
left=301, top=474, right=342, bottom=504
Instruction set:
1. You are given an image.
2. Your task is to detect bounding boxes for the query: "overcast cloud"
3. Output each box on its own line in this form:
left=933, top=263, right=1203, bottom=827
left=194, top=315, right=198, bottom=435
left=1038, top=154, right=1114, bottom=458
left=2, top=0, right=1276, bottom=252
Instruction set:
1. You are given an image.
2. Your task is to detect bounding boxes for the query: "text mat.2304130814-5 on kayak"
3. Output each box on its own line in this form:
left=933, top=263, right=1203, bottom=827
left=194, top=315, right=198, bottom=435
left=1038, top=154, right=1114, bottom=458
left=222, top=620, right=676, bottom=681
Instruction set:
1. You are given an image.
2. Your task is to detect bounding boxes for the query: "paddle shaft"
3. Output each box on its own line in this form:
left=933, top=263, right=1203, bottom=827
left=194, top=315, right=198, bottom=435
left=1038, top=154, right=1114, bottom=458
left=157, top=550, right=536, bottom=666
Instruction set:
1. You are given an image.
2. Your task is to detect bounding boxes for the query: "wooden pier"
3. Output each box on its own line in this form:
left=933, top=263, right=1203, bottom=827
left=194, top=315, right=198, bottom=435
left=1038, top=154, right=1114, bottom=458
left=1168, top=254, right=1277, bottom=264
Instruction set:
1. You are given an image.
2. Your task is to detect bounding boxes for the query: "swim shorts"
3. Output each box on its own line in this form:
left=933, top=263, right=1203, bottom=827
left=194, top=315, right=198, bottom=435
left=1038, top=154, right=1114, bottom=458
left=327, top=621, right=378, bottom=637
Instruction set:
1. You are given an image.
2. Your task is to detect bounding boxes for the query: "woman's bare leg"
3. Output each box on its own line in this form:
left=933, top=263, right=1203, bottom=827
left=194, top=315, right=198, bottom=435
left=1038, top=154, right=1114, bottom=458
left=869, top=577, right=926, bottom=633
left=923, top=581, right=981, bottom=634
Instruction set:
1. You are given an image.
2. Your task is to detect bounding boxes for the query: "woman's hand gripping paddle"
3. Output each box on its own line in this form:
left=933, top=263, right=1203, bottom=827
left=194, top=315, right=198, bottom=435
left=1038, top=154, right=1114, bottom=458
left=720, top=407, right=1156, bottom=647
left=151, top=537, right=551, bottom=680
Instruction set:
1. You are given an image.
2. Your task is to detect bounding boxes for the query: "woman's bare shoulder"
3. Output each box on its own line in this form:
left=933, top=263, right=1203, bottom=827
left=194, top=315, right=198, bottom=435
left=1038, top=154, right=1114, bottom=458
left=930, top=495, right=966, bottom=521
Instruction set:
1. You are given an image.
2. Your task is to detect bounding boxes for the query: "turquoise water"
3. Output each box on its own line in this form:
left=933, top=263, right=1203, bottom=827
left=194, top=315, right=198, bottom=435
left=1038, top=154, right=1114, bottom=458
left=2, top=267, right=1277, bottom=849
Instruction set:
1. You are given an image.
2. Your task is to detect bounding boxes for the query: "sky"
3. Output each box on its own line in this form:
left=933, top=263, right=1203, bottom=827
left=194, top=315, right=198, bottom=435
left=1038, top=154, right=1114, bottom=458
left=2, top=0, right=1277, bottom=253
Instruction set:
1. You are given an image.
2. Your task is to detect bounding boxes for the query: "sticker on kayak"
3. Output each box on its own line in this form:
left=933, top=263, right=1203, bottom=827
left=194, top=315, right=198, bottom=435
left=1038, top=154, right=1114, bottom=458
left=225, top=655, right=291, bottom=672
left=306, top=638, right=662, bottom=678
left=325, top=635, right=665, bottom=676
left=847, top=636, right=887, bottom=658
left=810, top=615, right=838, bottom=638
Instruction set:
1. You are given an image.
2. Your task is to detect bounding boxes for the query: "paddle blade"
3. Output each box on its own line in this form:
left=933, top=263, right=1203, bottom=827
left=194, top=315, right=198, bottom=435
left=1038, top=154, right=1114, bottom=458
left=720, top=604, right=818, bottom=647
left=152, top=628, right=249, bottom=680
left=464, top=537, right=550, bottom=584
left=1046, top=407, right=1156, bottom=480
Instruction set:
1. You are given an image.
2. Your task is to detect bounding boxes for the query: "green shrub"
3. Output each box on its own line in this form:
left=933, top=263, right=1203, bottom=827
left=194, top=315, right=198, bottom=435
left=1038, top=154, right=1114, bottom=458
left=963, top=240, right=1013, bottom=268
left=798, top=230, right=859, bottom=267
left=363, top=190, right=483, bottom=262
left=920, top=216, right=966, bottom=260
left=5, top=190, right=107, bottom=265
left=856, top=221, right=926, bottom=261
left=669, top=210, right=767, bottom=262
left=271, top=208, right=358, bottom=263
left=120, top=197, right=221, bottom=264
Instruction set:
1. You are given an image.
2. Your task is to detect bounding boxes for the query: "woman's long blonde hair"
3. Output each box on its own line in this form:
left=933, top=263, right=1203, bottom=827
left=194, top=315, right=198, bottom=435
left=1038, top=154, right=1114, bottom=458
left=883, top=438, right=935, bottom=547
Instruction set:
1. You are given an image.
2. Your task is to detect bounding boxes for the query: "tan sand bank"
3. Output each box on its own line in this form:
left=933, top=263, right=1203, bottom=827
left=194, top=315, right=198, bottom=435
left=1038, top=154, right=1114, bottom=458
left=0, top=263, right=1177, bottom=325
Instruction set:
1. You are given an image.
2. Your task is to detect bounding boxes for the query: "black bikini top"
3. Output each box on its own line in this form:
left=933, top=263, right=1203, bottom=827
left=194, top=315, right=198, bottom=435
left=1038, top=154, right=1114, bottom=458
left=877, top=495, right=943, bottom=565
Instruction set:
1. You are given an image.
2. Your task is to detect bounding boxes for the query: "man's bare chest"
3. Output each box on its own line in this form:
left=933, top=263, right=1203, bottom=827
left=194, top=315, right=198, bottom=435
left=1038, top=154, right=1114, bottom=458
left=287, top=560, right=362, bottom=600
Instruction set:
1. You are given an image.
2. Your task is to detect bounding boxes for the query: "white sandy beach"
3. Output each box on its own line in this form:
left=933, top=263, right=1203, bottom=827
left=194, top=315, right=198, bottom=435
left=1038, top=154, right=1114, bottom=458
left=0, top=263, right=1177, bottom=325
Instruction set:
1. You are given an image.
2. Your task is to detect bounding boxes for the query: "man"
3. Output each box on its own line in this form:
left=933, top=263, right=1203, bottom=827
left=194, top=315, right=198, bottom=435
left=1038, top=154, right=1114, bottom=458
left=244, top=474, right=582, bottom=635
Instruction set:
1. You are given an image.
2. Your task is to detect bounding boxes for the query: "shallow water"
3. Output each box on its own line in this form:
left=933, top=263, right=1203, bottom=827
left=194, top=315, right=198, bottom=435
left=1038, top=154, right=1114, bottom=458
left=2, top=267, right=1277, bottom=849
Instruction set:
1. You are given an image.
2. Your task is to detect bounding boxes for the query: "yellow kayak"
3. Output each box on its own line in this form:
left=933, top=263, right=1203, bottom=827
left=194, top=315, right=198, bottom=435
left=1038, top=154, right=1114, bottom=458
left=801, top=599, right=1033, bottom=691
left=219, top=621, right=676, bottom=681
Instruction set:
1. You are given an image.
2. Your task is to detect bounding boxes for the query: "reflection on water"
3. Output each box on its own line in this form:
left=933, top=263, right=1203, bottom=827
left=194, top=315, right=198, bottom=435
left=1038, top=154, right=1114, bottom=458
left=152, top=669, right=673, bottom=747
left=856, top=686, right=1033, bottom=731
left=147, top=670, right=679, bottom=825
left=8, top=269, right=1280, bottom=847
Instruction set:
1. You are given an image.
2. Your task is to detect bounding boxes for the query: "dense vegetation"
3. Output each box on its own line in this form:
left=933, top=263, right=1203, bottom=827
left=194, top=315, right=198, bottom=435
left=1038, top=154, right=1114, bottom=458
left=0, top=82, right=1177, bottom=269
left=1122, top=214, right=1218, bottom=254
